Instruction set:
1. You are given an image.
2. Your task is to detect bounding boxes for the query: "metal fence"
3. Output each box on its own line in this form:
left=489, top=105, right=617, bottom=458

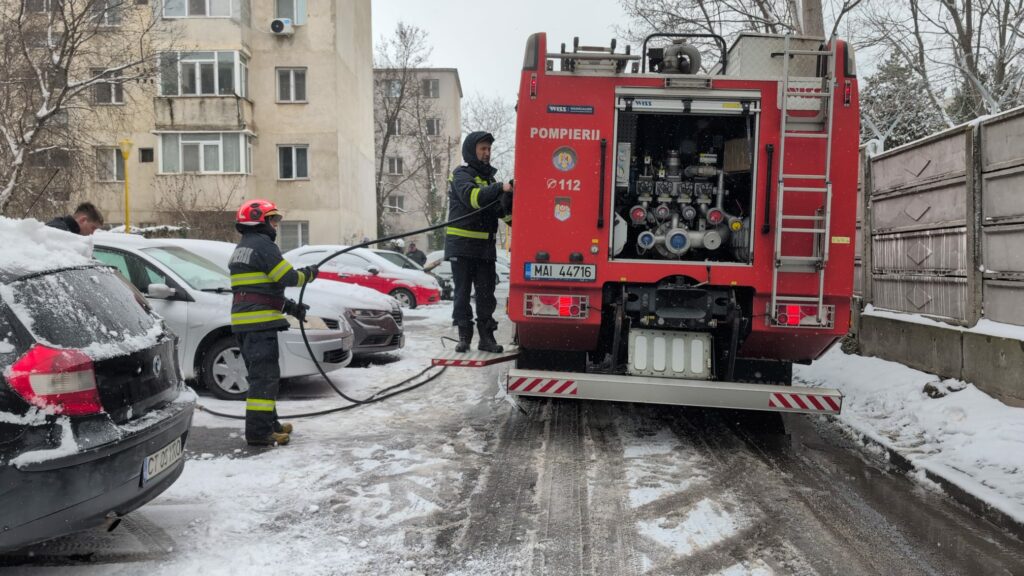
left=858, top=105, right=1024, bottom=328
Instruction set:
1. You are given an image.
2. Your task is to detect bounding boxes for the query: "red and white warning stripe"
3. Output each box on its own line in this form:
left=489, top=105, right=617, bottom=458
left=508, top=376, right=578, bottom=396
left=433, top=358, right=489, bottom=367
left=768, top=391, right=841, bottom=413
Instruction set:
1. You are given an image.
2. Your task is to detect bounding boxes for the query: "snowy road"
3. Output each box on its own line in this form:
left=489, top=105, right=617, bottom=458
left=2, top=303, right=1023, bottom=575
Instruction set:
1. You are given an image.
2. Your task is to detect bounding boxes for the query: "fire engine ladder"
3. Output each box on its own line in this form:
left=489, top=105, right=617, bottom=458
left=769, top=35, right=837, bottom=326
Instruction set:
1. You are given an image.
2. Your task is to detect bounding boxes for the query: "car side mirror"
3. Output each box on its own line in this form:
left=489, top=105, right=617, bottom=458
left=367, top=266, right=380, bottom=275
left=147, top=283, right=177, bottom=299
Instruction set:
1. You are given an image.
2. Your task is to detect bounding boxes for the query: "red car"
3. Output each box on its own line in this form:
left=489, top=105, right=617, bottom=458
left=285, top=245, right=441, bottom=308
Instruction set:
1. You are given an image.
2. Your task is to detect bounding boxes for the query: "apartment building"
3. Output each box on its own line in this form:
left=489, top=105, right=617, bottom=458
left=374, top=68, right=462, bottom=252
left=84, top=0, right=376, bottom=250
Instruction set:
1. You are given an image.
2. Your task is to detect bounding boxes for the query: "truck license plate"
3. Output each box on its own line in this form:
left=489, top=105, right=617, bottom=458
left=142, top=436, right=183, bottom=485
left=525, top=262, right=596, bottom=282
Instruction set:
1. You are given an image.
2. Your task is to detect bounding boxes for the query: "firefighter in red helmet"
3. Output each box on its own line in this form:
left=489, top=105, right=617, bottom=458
left=229, top=199, right=318, bottom=446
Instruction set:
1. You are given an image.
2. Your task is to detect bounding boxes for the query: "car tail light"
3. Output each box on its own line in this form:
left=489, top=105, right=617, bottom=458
left=772, top=304, right=834, bottom=328
left=524, top=294, right=589, bottom=319
left=7, top=344, right=102, bottom=416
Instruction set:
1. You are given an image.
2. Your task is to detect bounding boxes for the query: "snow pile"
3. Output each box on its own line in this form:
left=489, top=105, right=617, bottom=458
left=0, top=216, right=93, bottom=276
left=798, top=347, right=1024, bottom=523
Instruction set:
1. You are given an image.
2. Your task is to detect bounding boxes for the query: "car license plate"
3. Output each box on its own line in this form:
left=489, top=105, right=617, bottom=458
left=525, top=262, right=596, bottom=282
left=142, top=436, right=183, bottom=485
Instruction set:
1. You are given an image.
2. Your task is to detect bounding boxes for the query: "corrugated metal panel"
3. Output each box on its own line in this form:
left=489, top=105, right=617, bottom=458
left=871, top=130, right=968, bottom=193
left=855, top=225, right=863, bottom=259
left=872, top=274, right=968, bottom=321
left=982, top=223, right=1024, bottom=276
left=983, top=279, right=1024, bottom=326
left=982, top=165, right=1024, bottom=224
left=854, top=260, right=863, bottom=295
left=725, top=34, right=823, bottom=79
left=870, top=179, right=968, bottom=233
left=871, top=228, right=967, bottom=274
left=981, top=108, right=1024, bottom=172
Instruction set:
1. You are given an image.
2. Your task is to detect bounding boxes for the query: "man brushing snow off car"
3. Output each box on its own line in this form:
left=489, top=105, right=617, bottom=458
left=230, top=199, right=319, bottom=447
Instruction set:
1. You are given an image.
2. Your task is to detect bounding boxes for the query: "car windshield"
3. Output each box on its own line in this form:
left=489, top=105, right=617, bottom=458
left=377, top=251, right=423, bottom=270
left=3, top=267, right=157, bottom=350
left=142, top=247, right=230, bottom=291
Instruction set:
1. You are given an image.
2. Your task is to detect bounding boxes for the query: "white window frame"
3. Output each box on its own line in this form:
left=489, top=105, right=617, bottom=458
left=386, top=79, right=402, bottom=98
left=91, top=68, right=124, bottom=105
left=163, top=0, right=235, bottom=19
left=276, top=67, right=307, bottom=103
left=158, top=132, right=250, bottom=175
left=159, top=51, right=248, bottom=98
left=278, top=144, right=310, bottom=181
left=387, top=156, right=404, bottom=176
left=95, top=147, right=125, bottom=182
left=385, top=195, right=405, bottom=213
left=423, top=78, right=440, bottom=98
left=387, top=117, right=402, bottom=136
left=426, top=118, right=442, bottom=136
left=274, top=0, right=307, bottom=25
left=279, top=221, right=310, bottom=251
left=92, top=0, right=123, bottom=26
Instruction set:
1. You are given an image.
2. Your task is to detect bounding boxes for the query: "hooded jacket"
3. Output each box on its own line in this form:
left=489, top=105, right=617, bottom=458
left=229, top=223, right=310, bottom=333
left=46, top=215, right=80, bottom=234
left=444, top=131, right=512, bottom=261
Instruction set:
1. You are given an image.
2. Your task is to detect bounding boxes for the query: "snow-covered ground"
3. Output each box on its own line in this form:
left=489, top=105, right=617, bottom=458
left=798, top=347, right=1024, bottom=524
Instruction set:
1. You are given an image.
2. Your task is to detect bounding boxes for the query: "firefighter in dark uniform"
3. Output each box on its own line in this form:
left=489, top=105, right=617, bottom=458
left=229, top=199, right=318, bottom=446
left=445, top=131, right=513, bottom=353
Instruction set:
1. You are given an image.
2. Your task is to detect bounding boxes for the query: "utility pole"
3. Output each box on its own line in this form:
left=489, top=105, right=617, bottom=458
left=802, top=0, right=825, bottom=37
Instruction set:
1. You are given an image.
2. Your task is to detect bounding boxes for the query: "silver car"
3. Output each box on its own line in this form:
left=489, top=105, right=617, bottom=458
left=93, top=234, right=355, bottom=400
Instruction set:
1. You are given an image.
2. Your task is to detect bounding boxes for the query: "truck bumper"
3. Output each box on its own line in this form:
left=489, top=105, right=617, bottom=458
left=507, top=369, right=842, bottom=415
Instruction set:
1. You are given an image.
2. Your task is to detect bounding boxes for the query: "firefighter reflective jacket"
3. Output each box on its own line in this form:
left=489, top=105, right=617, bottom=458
left=444, top=131, right=512, bottom=261
left=229, top=224, right=310, bottom=333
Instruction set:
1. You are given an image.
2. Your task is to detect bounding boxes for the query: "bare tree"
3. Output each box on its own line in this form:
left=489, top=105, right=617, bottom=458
left=154, top=174, right=245, bottom=242
left=373, top=22, right=432, bottom=238
left=405, top=89, right=458, bottom=249
left=461, top=93, right=516, bottom=178
left=0, top=0, right=171, bottom=214
left=864, top=0, right=1024, bottom=124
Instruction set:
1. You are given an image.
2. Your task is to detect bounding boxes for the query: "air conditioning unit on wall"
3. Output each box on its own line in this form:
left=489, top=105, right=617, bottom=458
left=270, top=18, right=294, bottom=36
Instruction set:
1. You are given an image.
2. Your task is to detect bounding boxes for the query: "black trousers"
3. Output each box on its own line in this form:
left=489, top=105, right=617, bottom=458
left=237, top=330, right=281, bottom=440
left=450, top=256, right=497, bottom=329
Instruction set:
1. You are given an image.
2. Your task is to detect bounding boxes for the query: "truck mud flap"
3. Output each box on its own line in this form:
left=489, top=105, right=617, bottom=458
left=507, top=369, right=842, bottom=415
left=433, top=346, right=521, bottom=367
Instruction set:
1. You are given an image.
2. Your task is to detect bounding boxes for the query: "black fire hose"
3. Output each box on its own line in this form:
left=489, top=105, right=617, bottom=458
left=197, top=197, right=505, bottom=420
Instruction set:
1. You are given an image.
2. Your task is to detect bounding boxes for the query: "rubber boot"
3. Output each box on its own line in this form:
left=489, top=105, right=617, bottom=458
left=247, top=431, right=290, bottom=447
left=477, top=322, right=504, bottom=353
left=455, top=325, right=473, bottom=353
left=274, top=421, right=293, bottom=435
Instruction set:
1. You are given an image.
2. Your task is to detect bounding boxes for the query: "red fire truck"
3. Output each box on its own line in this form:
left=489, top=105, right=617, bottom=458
left=504, top=32, right=859, bottom=415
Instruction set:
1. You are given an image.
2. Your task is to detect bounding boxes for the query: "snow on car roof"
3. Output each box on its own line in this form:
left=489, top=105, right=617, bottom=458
left=0, top=217, right=95, bottom=281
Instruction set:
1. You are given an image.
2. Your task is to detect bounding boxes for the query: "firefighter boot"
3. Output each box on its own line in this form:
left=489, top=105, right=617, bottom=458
left=274, top=421, right=293, bottom=435
left=455, top=324, right=473, bottom=353
left=247, top=431, right=290, bottom=447
left=477, top=322, right=504, bottom=353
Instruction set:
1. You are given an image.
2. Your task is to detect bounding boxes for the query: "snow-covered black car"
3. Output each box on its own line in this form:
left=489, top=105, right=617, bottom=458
left=0, top=220, right=195, bottom=553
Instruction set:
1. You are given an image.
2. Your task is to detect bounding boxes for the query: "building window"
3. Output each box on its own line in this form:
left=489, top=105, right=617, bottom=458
left=91, top=68, right=124, bottom=105
left=91, top=0, right=123, bottom=26
left=159, top=132, right=249, bottom=174
left=426, top=118, right=441, bottom=136
left=422, top=78, right=439, bottom=98
left=277, top=67, right=307, bottom=103
left=279, top=221, right=309, bottom=252
left=432, top=157, right=443, bottom=173
left=386, top=117, right=402, bottom=136
left=385, top=195, right=405, bottom=213
left=278, top=145, right=309, bottom=180
left=386, top=80, right=402, bottom=98
left=274, top=0, right=307, bottom=25
left=139, top=148, right=155, bottom=163
left=25, top=0, right=58, bottom=13
left=164, top=0, right=233, bottom=18
left=159, top=51, right=247, bottom=97
left=387, top=156, right=403, bottom=175
left=95, top=147, right=125, bottom=182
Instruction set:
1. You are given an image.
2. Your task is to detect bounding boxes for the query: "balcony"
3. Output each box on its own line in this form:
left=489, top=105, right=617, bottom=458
left=154, top=96, right=255, bottom=132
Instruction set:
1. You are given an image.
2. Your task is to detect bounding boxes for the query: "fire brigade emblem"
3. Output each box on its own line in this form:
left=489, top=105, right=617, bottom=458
left=552, top=147, right=577, bottom=172
left=554, top=197, right=572, bottom=221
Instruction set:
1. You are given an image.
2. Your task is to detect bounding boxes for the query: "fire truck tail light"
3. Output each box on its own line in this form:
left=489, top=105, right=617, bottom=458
left=525, top=294, right=589, bottom=319
left=844, top=79, right=852, bottom=107
left=773, top=304, right=835, bottom=328
left=530, top=73, right=538, bottom=100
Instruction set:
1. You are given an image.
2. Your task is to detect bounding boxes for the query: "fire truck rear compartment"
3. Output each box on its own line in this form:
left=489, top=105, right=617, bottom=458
left=612, top=108, right=756, bottom=264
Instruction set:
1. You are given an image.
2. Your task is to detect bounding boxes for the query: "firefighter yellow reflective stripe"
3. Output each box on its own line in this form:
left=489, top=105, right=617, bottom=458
left=446, top=226, right=490, bottom=240
left=231, top=272, right=273, bottom=287
left=231, top=310, right=285, bottom=325
left=268, top=260, right=293, bottom=282
left=296, top=270, right=307, bottom=285
left=470, top=187, right=482, bottom=209
left=502, top=215, right=513, bottom=224
left=246, top=398, right=275, bottom=412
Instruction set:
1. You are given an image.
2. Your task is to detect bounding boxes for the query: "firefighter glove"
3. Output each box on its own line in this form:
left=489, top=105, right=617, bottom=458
left=500, top=189, right=514, bottom=214
left=283, top=299, right=310, bottom=322
left=300, top=265, right=319, bottom=283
